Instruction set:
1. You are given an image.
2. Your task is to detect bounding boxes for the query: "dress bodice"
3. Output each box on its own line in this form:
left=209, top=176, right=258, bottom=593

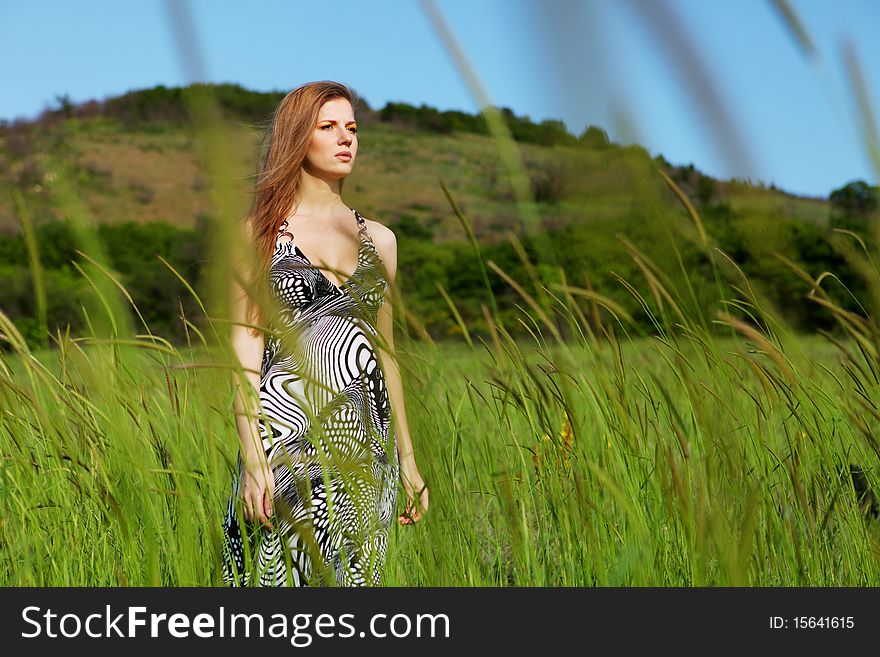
left=268, top=208, right=389, bottom=324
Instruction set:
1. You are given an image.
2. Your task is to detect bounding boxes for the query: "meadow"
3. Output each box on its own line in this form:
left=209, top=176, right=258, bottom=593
left=2, top=0, right=879, bottom=587
left=2, top=240, right=880, bottom=585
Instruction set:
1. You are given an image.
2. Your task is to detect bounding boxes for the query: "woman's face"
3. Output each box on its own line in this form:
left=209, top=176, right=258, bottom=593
left=303, top=97, right=358, bottom=180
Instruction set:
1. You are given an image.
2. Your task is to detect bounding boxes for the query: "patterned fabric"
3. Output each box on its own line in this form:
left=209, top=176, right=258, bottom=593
left=221, top=208, right=398, bottom=586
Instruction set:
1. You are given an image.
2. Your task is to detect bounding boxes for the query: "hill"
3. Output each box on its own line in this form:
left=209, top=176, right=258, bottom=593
left=0, top=82, right=830, bottom=239
left=0, top=83, right=877, bottom=347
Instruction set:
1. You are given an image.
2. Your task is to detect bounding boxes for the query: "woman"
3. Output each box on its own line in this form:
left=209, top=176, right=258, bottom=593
left=221, top=80, right=429, bottom=587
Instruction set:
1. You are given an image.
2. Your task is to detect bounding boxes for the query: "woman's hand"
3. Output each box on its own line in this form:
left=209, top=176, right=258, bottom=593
left=398, top=459, right=428, bottom=525
left=241, top=456, right=275, bottom=530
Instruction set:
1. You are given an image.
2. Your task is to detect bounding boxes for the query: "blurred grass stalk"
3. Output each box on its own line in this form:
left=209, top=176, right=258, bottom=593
left=406, top=0, right=880, bottom=585
left=2, top=0, right=880, bottom=585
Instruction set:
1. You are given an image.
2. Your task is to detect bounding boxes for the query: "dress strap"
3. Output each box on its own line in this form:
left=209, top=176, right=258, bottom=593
left=353, top=209, right=371, bottom=241
left=277, top=219, right=294, bottom=240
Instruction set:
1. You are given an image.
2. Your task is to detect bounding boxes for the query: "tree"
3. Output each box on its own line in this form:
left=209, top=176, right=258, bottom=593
left=695, top=173, right=716, bottom=207
left=54, top=93, right=74, bottom=119
left=830, top=180, right=878, bottom=217
left=829, top=180, right=879, bottom=233
left=578, top=125, right=610, bottom=150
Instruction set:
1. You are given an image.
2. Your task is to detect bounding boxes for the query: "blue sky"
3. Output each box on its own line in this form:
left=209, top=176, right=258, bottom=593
left=1, top=0, right=877, bottom=199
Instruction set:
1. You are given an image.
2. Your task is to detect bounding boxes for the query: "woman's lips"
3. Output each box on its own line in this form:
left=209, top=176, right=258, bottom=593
left=336, top=152, right=352, bottom=160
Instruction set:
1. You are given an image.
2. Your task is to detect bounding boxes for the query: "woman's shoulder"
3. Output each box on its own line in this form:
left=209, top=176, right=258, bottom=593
left=359, top=213, right=396, bottom=250
left=357, top=213, right=398, bottom=275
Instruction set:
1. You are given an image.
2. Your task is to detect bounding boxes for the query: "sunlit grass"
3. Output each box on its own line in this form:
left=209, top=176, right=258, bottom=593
left=2, top=0, right=880, bottom=586
left=4, top=307, right=880, bottom=585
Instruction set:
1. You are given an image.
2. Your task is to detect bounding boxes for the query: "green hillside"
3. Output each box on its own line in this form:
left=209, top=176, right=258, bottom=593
left=0, top=82, right=832, bottom=236
left=0, top=83, right=877, bottom=347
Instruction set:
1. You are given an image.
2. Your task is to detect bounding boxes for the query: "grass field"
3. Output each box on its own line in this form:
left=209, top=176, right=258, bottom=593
left=2, top=0, right=878, bottom=587
left=2, top=296, right=879, bottom=585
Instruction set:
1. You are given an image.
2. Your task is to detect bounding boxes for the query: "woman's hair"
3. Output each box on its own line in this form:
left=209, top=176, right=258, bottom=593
left=241, top=80, right=358, bottom=337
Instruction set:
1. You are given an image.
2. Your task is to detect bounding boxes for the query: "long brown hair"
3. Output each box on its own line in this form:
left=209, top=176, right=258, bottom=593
left=241, top=80, right=359, bottom=337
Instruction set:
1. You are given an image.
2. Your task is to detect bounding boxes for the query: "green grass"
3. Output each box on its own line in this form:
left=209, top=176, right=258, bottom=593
left=3, top=0, right=879, bottom=586
left=2, top=307, right=880, bottom=585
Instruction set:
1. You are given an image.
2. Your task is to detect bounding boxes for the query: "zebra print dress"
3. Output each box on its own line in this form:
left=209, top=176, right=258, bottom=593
left=221, top=208, right=398, bottom=586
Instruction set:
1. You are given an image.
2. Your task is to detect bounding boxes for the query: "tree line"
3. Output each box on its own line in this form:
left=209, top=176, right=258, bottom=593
left=1, top=179, right=877, bottom=351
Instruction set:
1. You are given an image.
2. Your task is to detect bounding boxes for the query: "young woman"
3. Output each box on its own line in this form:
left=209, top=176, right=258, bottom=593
left=221, top=80, right=429, bottom=586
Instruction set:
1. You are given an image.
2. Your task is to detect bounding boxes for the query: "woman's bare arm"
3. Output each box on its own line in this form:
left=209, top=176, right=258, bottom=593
left=229, top=219, right=265, bottom=469
left=375, top=231, right=414, bottom=461
left=373, top=225, right=429, bottom=523
left=228, top=219, right=274, bottom=528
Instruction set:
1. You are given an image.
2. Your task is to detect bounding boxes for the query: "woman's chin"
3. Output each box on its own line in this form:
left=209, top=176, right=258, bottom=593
left=303, top=161, right=353, bottom=179
left=320, top=171, right=350, bottom=183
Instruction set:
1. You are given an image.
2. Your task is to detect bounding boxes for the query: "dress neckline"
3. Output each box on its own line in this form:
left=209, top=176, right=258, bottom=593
left=275, top=208, right=370, bottom=292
